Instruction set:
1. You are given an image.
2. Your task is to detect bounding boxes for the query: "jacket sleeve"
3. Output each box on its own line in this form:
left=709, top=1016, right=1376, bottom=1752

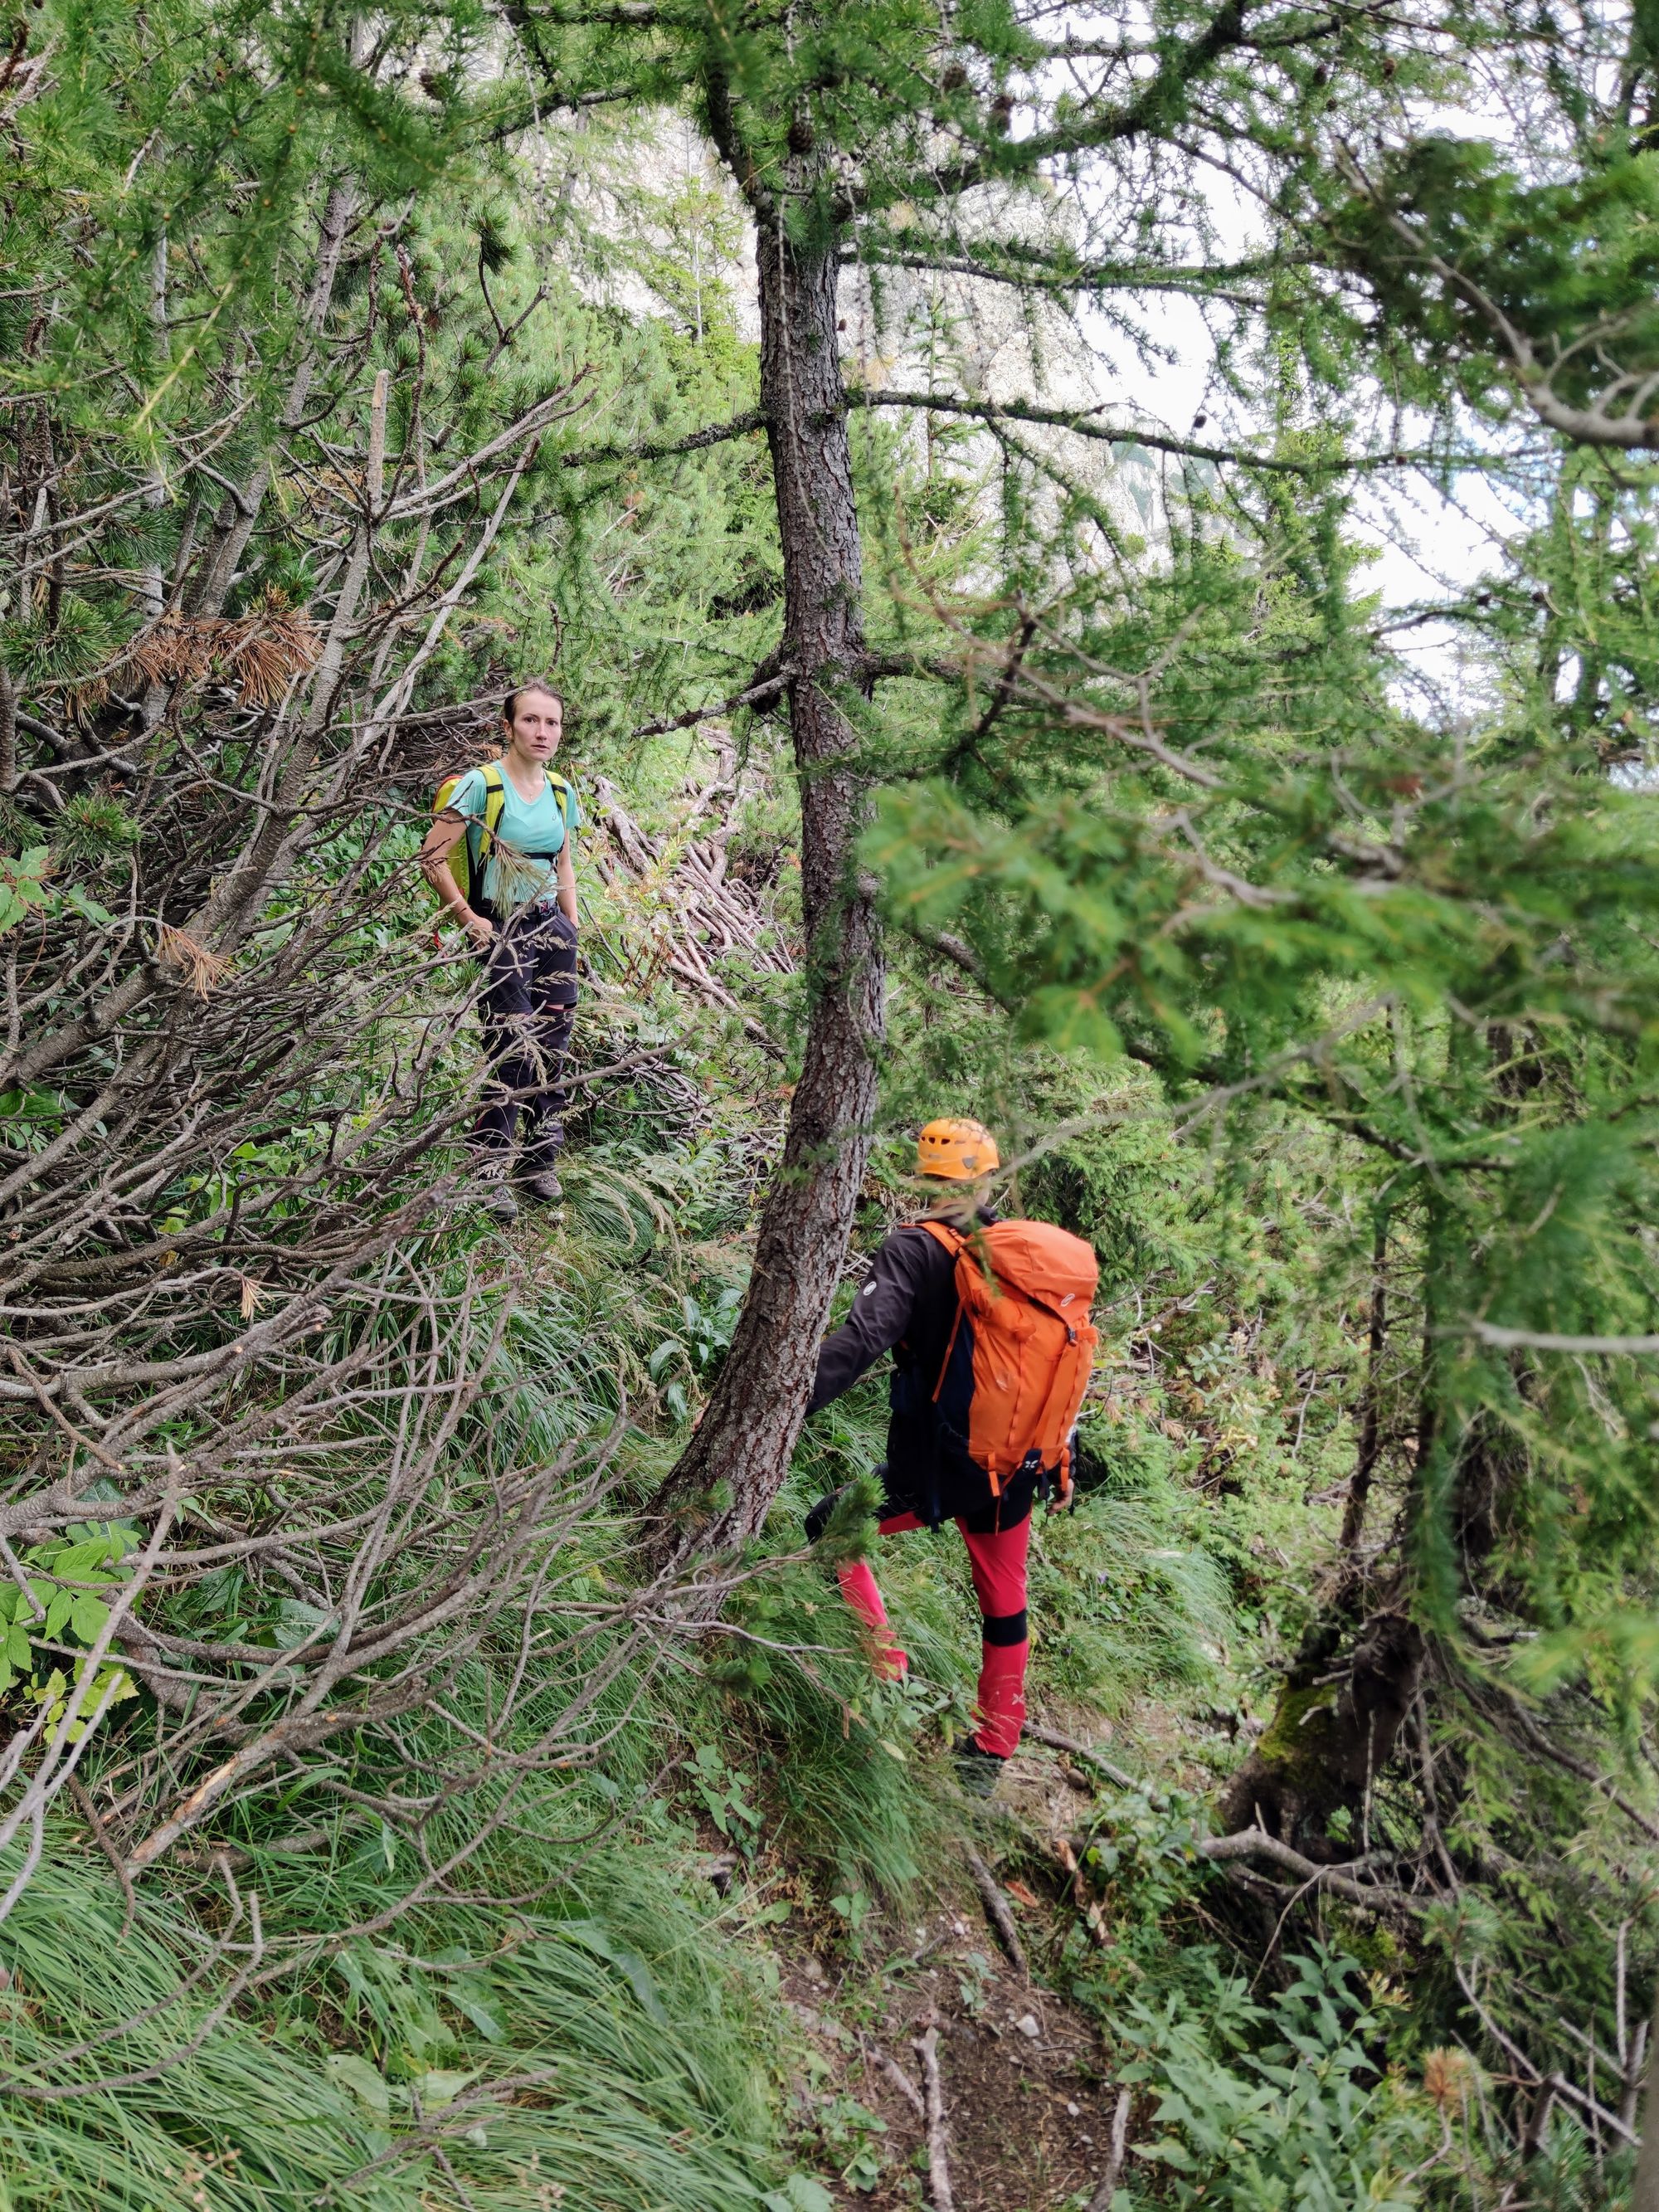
left=806, top=1230, right=937, bottom=1414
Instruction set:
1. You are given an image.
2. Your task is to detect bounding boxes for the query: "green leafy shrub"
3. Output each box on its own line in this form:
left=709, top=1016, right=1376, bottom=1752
left=1113, top=1948, right=1459, bottom=2210
left=0, top=1523, right=139, bottom=1737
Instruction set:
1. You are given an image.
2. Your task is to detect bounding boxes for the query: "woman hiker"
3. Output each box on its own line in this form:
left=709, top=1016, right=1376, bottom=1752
left=421, top=681, right=581, bottom=1225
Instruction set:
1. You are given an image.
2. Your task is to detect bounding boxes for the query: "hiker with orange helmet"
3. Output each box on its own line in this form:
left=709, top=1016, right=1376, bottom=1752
left=805, top=1119, right=1098, bottom=1795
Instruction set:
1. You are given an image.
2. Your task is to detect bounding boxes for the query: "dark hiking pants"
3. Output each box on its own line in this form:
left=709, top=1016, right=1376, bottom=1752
left=472, top=904, right=578, bottom=1170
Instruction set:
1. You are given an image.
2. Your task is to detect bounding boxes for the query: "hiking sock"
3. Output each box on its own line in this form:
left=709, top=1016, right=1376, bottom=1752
left=973, top=1622, right=1029, bottom=1757
left=835, top=1561, right=908, bottom=1681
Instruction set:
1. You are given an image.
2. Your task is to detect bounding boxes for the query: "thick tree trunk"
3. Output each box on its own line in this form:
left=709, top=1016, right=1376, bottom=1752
left=1632, top=1984, right=1659, bottom=2211
left=1220, top=1220, right=1423, bottom=1849
left=647, top=211, right=883, bottom=1560
left=1217, top=1605, right=1423, bottom=1850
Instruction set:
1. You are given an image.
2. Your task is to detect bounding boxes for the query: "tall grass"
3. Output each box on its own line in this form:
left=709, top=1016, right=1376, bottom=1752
left=0, top=1060, right=1252, bottom=2207
left=0, top=1830, right=781, bottom=2210
left=0, top=1148, right=799, bottom=2210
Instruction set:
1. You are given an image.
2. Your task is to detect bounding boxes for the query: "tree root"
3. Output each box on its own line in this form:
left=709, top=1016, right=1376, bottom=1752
left=1087, top=2085, right=1131, bottom=2210
left=1197, top=1826, right=1420, bottom=1912
left=912, top=2019, right=955, bottom=2212
left=961, top=1841, right=1029, bottom=1978
left=859, top=2034, right=924, bottom=2117
left=1033, top=1722, right=1417, bottom=1911
left=1025, top=1721, right=1146, bottom=1796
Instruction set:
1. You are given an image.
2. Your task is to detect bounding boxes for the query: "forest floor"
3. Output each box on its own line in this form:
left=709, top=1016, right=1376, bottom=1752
left=778, top=1727, right=1165, bottom=2211
left=785, top=1926, right=1117, bottom=2211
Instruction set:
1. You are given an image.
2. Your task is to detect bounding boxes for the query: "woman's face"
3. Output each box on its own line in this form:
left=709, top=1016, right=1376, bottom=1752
left=504, top=689, right=562, bottom=763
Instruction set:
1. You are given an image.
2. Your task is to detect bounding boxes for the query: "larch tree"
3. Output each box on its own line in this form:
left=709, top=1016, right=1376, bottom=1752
left=507, top=0, right=1447, bottom=1559
left=510, top=4, right=1659, bottom=2093
left=854, top=0, right=1659, bottom=1947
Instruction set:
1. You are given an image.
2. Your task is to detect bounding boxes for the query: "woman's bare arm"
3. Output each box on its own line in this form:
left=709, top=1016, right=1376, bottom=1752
left=420, top=813, right=494, bottom=944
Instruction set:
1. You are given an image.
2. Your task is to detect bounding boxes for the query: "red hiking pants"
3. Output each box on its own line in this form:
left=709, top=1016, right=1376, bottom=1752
left=836, top=1510, right=1030, bottom=1758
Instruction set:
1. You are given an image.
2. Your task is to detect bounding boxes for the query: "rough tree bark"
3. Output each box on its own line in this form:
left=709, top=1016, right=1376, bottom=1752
left=647, top=150, right=883, bottom=1560
left=1219, top=1224, right=1423, bottom=1850
left=1632, top=1986, right=1659, bottom=2212
left=1217, top=1605, right=1424, bottom=1849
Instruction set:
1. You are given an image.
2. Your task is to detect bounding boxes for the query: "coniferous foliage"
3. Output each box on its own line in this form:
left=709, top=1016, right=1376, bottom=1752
left=0, top=0, right=693, bottom=1951
left=3, top=0, right=1659, bottom=2198
left=507, top=0, right=1503, bottom=1562
left=503, top=0, right=1659, bottom=2163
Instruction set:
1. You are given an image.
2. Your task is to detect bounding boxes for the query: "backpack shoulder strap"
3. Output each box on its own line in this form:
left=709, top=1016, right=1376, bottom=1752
left=922, top=1216, right=1008, bottom=1291
left=480, top=760, right=505, bottom=822
left=462, top=761, right=506, bottom=871
left=544, top=769, right=575, bottom=842
left=915, top=1220, right=971, bottom=1405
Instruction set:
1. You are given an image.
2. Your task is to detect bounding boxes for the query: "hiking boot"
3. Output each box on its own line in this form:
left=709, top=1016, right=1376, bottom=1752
left=519, top=1168, right=564, bottom=1206
left=805, top=1484, right=850, bottom=1546
left=954, top=1744, right=1007, bottom=1800
left=473, top=1163, right=519, bottom=1224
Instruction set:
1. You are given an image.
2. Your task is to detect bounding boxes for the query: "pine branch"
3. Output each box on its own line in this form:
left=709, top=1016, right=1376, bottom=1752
left=854, top=0, right=1253, bottom=212
left=628, top=661, right=794, bottom=738
left=853, top=387, right=1453, bottom=478
left=559, top=407, right=766, bottom=470
left=475, top=84, right=640, bottom=139
left=846, top=240, right=1280, bottom=305
left=382, top=374, right=595, bottom=520
left=703, top=60, right=773, bottom=221
left=504, top=0, right=660, bottom=25
left=896, top=917, right=1013, bottom=1010
left=1469, top=1321, right=1659, bottom=1354
left=1336, top=144, right=1659, bottom=451
left=858, top=648, right=964, bottom=684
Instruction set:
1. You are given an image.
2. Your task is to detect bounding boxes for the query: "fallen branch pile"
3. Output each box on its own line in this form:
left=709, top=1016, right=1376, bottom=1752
left=585, top=754, right=795, bottom=1047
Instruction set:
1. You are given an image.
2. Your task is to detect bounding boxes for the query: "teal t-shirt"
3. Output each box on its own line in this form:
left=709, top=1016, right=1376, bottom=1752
left=448, top=764, right=581, bottom=912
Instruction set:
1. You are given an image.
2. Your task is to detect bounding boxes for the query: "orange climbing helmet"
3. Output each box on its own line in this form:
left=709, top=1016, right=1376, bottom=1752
left=916, top=1117, right=1000, bottom=1183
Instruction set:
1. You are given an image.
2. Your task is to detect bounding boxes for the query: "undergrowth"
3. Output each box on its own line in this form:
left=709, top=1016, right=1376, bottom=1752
left=6, top=776, right=1635, bottom=2210
left=0, top=1836, right=783, bottom=2212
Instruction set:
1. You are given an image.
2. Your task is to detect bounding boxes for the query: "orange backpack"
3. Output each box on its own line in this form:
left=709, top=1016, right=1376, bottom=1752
left=920, top=1219, right=1100, bottom=1503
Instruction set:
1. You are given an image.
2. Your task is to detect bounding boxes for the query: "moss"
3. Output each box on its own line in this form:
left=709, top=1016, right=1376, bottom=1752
left=1342, top=1922, right=1405, bottom=1976
left=1254, top=1682, right=1340, bottom=1776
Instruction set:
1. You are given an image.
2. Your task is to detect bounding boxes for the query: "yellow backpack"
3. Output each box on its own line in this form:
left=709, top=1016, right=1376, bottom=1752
left=433, top=760, right=576, bottom=907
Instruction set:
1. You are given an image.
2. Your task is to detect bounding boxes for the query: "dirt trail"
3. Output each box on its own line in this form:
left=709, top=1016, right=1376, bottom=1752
left=782, top=1742, right=1134, bottom=2211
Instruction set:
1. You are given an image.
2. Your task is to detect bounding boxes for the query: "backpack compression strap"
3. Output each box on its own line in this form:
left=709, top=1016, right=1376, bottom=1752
left=918, top=1220, right=969, bottom=1407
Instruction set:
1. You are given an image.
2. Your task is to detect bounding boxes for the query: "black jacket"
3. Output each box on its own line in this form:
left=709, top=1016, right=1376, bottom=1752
left=806, top=1214, right=981, bottom=1415
left=807, top=1208, right=1032, bottom=1528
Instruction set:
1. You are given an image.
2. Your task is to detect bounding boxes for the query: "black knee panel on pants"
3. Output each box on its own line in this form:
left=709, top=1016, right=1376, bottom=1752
left=981, top=1607, right=1028, bottom=1648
